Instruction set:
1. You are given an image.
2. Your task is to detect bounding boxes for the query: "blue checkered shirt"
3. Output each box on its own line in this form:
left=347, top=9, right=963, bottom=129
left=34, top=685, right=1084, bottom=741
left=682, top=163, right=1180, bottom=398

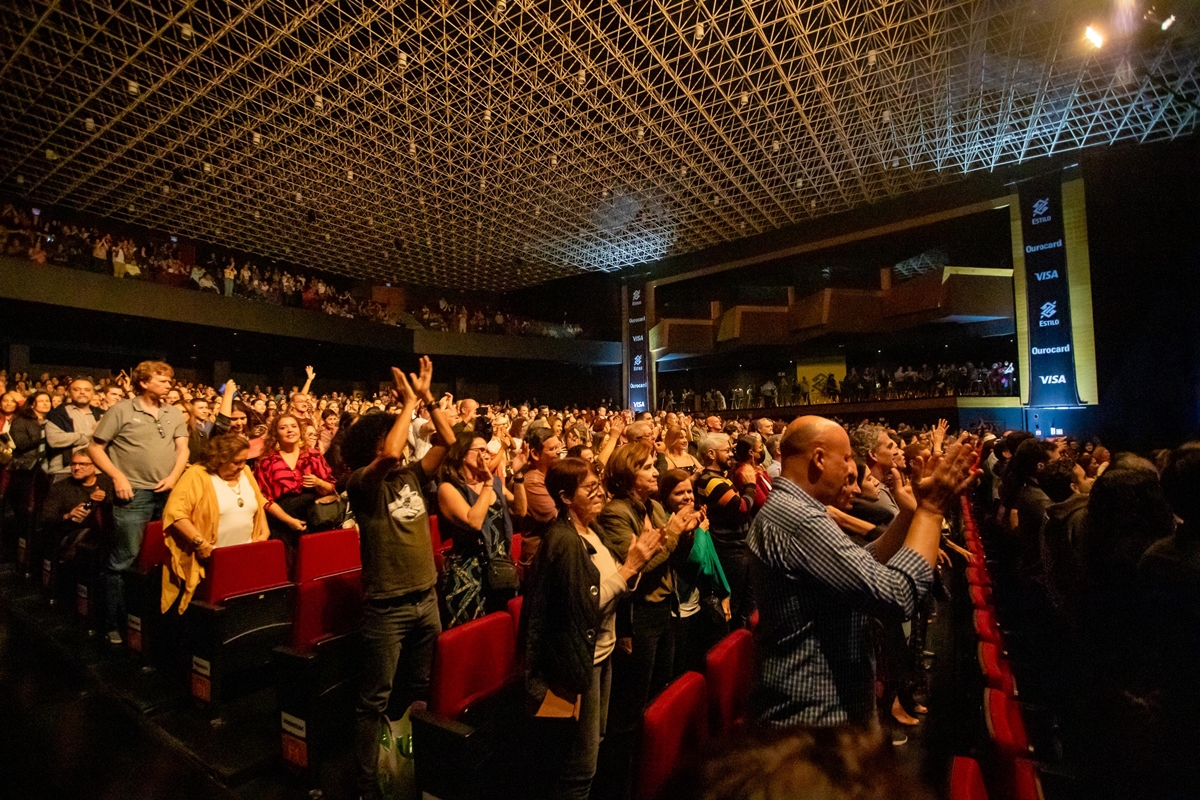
left=747, top=477, right=933, bottom=728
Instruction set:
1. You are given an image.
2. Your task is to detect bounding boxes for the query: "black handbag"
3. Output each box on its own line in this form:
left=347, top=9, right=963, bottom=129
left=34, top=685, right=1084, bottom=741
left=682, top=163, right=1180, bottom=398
left=480, top=476, right=519, bottom=592
left=483, top=555, right=520, bottom=593
left=308, top=495, right=347, bottom=531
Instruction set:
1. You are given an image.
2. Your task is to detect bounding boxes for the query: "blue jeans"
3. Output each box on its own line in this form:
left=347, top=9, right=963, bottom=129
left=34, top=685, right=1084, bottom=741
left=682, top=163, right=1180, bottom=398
left=556, top=656, right=612, bottom=800
left=356, top=589, right=441, bottom=799
left=104, top=488, right=166, bottom=632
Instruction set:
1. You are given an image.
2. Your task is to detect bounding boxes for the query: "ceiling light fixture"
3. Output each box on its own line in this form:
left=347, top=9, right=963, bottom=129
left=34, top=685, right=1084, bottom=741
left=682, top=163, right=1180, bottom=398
left=347, top=169, right=354, bottom=180
left=694, top=21, right=705, bottom=42
left=181, top=23, right=193, bottom=40
left=84, top=117, right=96, bottom=132
left=882, top=109, right=891, bottom=123
left=867, top=49, right=877, bottom=67
left=252, top=131, right=261, bottom=145
left=772, top=140, right=780, bottom=152
left=637, top=124, right=646, bottom=140
left=1161, top=14, right=1175, bottom=30
left=551, top=154, right=558, bottom=166
left=496, top=0, right=506, bottom=13
left=16, top=175, right=24, bottom=184
left=45, top=148, right=58, bottom=161
left=314, top=94, right=324, bottom=110
left=127, top=79, right=139, bottom=95
left=739, top=91, right=749, bottom=108
left=1085, top=25, right=1103, bottom=48
left=203, top=162, right=212, bottom=173
left=484, top=108, right=492, bottom=123
left=892, top=157, right=899, bottom=168
left=295, top=192, right=302, bottom=202
left=577, top=69, right=586, bottom=86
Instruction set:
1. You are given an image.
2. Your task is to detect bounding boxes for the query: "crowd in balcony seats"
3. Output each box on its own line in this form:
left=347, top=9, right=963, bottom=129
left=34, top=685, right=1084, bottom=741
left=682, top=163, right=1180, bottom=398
left=666, top=360, right=1017, bottom=411
left=6, top=351, right=1200, bottom=799
left=0, top=202, right=585, bottom=338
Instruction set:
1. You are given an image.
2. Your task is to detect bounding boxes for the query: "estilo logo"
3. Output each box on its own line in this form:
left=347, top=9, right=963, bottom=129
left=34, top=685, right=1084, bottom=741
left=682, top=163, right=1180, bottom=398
left=1032, top=197, right=1052, bottom=225
left=1038, top=301, right=1060, bottom=327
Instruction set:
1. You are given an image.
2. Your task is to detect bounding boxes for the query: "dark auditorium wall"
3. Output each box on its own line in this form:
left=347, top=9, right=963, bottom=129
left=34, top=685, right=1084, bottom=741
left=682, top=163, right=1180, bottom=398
left=1079, top=137, right=1200, bottom=450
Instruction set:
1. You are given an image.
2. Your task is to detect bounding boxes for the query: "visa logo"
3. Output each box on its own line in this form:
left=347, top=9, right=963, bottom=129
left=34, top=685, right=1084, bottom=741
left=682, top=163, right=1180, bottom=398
left=1035, top=270, right=1059, bottom=281
left=1039, top=375, right=1067, bottom=384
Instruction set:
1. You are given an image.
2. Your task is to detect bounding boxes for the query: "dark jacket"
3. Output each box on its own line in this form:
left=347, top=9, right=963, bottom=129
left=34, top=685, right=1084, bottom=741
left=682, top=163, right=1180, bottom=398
left=1039, top=493, right=1088, bottom=614
left=44, top=403, right=102, bottom=469
left=520, top=515, right=620, bottom=710
left=9, top=415, right=45, bottom=469
left=596, top=496, right=677, bottom=606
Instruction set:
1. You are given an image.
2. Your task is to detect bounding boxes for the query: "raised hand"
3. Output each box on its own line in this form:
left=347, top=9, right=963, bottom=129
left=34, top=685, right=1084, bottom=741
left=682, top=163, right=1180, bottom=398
left=510, top=441, right=530, bottom=475
left=408, top=356, right=435, bottom=403
left=305, top=365, right=316, bottom=381
left=912, top=433, right=979, bottom=513
left=390, top=366, right=416, bottom=405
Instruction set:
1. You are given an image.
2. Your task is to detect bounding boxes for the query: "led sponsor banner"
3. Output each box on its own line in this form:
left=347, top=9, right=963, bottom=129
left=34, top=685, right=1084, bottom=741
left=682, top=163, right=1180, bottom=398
left=624, top=280, right=651, bottom=413
left=1020, top=174, right=1081, bottom=407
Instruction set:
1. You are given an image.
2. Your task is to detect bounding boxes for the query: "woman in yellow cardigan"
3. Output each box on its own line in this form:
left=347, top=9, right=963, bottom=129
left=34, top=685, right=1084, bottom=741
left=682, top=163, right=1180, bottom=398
left=161, top=434, right=271, bottom=614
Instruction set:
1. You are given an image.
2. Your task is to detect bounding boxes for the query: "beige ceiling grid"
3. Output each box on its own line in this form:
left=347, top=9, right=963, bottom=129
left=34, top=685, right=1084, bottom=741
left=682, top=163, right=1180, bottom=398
left=1, top=0, right=1197, bottom=290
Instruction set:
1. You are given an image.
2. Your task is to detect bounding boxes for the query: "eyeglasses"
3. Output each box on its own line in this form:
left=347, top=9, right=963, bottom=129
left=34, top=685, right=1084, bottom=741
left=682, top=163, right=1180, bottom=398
left=468, top=446, right=489, bottom=455
left=579, top=482, right=604, bottom=498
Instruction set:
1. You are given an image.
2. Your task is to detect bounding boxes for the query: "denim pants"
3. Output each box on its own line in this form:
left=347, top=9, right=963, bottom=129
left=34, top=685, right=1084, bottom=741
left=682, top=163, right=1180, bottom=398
left=105, top=488, right=166, bottom=632
left=355, top=589, right=441, bottom=799
left=556, top=656, right=613, bottom=800
left=714, top=542, right=755, bottom=629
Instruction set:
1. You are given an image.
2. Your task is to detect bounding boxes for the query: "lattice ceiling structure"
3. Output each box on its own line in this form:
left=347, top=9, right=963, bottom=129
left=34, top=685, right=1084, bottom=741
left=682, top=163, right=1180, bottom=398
left=1, top=1, right=1198, bottom=291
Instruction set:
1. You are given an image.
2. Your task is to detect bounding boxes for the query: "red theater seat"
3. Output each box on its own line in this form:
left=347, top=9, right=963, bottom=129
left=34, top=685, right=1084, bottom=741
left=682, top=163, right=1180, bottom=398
left=974, top=609, right=1003, bottom=646
left=510, top=533, right=522, bottom=572
left=969, top=584, right=994, bottom=610
left=201, top=539, right=291, bottom=605
left=949, top=756, right=988, bottom=800
left=966, top=565, right=992, bottom=586
left=985, top=688, right=1031, bottom=757
left=637, top=671, right=708, bottom=800
left=293, top=527, right=360, bottom=583
left=1010, top=757, right=1045, bottom=800
left=429, top=611, right=516, bottom=719
left=124, top=521, right=169, bottom=658
left=705, top=628, right=754, bottom=736
left=136, top=520, right=168, bottom=572
left=507, top=595, right=523, bottom=639
left=291, top=569, right=363, bottom=652
left=979, top=642, right=1017, bottom=696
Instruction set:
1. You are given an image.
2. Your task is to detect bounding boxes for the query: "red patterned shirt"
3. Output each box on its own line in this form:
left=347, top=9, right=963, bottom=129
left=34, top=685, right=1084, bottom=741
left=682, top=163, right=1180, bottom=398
left=254, top=447, right=334, bottom=508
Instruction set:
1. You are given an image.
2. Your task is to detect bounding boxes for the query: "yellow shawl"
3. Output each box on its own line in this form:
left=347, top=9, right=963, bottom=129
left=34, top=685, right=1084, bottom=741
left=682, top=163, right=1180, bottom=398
left=161, top=463, right=270, bottom=614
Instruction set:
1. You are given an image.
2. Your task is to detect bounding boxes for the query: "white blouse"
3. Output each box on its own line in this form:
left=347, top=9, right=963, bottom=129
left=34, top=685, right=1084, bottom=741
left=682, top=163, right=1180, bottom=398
left=209, top=472, right=258, bottom=549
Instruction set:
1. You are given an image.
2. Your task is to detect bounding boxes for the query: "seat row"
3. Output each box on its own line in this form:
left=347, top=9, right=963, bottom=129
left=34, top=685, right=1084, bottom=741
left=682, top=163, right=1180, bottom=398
left=949, top=496, right=1044, bottom=800
left=410, top=596, right=756, bottom=800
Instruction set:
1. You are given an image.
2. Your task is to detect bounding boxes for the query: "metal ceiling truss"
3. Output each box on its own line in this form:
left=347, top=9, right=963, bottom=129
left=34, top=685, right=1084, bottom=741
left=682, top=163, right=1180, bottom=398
left=1, top=0, right=1197, bottom=290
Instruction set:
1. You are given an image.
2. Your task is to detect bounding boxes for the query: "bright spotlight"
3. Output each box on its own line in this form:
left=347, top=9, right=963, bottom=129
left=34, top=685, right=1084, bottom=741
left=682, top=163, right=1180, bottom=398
left=1162, top=15, right=1175, bottom=30
left=1085, top=25, right=1104, bottom=48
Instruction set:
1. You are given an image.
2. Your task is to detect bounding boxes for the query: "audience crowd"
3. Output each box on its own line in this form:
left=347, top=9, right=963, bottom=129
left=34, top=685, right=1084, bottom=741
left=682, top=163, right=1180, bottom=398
left=2, top=352, right=1197, bottom=800
left=665, top=360, right=1017, bottom=411
left=0, top=202, right=584, bottom=338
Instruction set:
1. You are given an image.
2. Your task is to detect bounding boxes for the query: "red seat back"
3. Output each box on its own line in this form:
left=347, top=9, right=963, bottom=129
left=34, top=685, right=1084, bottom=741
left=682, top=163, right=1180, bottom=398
left=966, top=565, right=992, bottom=586
left=507, top=595, right=523, bottom=639
left=429, top=514, right=442, bottom=554
left=510, top=533, right=522, bottom=567
left=294, top=526, right=361, bottom=583
left=949, top=756, right=988, bottom=800
left=984, top=688, right=1030, bottom=757
left=705, top=628, right=754, bottom=736
left=969, top=584, right=994, bottom=610
left=637, top=671, right=708, bottom=800
left=429, top=611, right=516, bottom=720
left=136, top=520, right=168, bottom=572
left=979, top=642, right=1017, bottom=696
left=1009, top=757, right=1044, bottom=800
left=291, top=568, right=363, bottom=651
left=200, top=539, right=290, bottom=605
left=974, top=609, right=1002, bottom=645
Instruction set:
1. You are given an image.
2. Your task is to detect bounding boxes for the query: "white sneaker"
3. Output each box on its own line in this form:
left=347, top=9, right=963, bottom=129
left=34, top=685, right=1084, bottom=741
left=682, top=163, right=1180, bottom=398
left=106, top=630, right=123, bottom=646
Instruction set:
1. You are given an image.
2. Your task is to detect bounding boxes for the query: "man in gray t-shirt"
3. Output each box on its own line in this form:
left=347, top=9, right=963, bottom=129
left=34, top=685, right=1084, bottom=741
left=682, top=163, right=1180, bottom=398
left=89, top=361, right=189, bottom=644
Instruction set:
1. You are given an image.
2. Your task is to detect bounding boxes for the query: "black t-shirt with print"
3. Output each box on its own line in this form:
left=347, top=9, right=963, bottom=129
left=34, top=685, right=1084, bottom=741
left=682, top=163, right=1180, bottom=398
left=347, top=459, right=437, bottom=601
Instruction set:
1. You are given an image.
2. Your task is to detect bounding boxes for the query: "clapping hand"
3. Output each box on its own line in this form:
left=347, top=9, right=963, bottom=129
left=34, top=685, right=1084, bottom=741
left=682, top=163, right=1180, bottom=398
left=408, top=356, right=435, bottom=403
left=627, top=517, right=664, bottom=572
left=912, top=433, right=979, bottom=513
left=510, top=441, right=530, bottom=475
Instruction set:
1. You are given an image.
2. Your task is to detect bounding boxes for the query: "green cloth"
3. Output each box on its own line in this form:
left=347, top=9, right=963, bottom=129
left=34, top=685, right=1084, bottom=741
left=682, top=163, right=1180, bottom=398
left=687, top=525, right=730, bottom=595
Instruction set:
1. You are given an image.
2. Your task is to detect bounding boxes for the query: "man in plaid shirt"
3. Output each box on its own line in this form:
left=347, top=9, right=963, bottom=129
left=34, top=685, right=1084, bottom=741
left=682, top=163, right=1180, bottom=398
left=748, top=416, right=976, bottom=728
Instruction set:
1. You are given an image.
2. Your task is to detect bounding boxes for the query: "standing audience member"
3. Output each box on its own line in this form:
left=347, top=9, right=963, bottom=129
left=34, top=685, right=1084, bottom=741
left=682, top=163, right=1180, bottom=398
left=748, top=417, right=975, bottom=728
left=160, top=434, right=270, bottom=614
left=255, top=414, right=337, bottom=564
left=89, top=361, right=189, bottom=645
left=517, top=427, right=562, bottom=577
left=659, top=469, right=729, bottom=674
left=694, top=432, right=758, bottom=629
left=521, top=457, right=663, bottom=800
left=44, top=379, right=101, bottom=481
left=341, top=359, right=455, bottom=800
left=437, top=431, right=528, bottom=626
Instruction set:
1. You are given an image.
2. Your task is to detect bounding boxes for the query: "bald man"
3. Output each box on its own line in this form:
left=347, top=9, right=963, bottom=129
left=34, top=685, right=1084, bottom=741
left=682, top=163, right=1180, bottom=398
left=747, top=415, right=973, bottom=729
